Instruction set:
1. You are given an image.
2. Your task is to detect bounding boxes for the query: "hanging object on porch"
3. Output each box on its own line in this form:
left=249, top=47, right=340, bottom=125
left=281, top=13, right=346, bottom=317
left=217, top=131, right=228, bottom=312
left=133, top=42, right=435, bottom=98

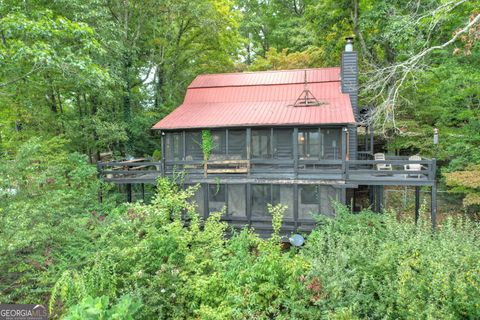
left=291, top=70, right=325, bottom=107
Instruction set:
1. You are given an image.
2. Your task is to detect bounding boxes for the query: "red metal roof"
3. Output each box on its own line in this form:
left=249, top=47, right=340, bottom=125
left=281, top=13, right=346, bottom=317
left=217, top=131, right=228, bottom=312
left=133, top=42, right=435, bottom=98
left=152, top=67, right=356, bottom=130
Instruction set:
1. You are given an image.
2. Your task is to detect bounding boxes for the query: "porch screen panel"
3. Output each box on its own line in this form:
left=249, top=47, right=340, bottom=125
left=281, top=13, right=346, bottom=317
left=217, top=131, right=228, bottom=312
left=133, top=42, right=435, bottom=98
left=321, top=129, right=342, bottom=160
left=192, top=184, right=205, bottom=216
left=185, top=131, right=203, bottom=160
left=208, top=184, right=226, bottom=213
left=319, top=186, right=339, bottom=217
left=273, top=129, right=293, bottom=159
left=298, top=185, right=319, bottom=220
left=228, top=130, right=246, bottom=158
left=298, top=185, right=339, bottom=219
left=227, top=184, right=246, bottom=217
left=211, top=130, right=226, bottom=157
left=251, top=184, right=270, bottom=217
left=165, top=132, right=183, bottom=160
left=298, top=129, right=320, bottom=159
left=277, top=185, right=294, bottom=218
left=251, top=184, right=293, bottom=219
left=252, top=129, right=271, bottom=159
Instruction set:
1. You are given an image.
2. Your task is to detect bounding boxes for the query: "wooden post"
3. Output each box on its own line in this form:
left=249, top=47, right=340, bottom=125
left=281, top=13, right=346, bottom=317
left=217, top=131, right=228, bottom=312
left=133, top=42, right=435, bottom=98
left=346, top=128, right=350, bottom=160
left=161, top=132, right=166, bottom=178
left=141, top=183, right=145, bottom=202
left=415, top=186, right=420, bottom=225
left=370, top=126, right=374, bottom=154
left=203, top=183, right=209, bottom=220
left=341, top=128, right=347, bottom=179
left=378, top=186, right=384, bottom=212
left=246, top=128, right=251, bottom=176
left=293, top=184, right=299, bottom=232
left=293, top=128, right=298, bottom=178
left=127, top=184, right=132, bottom=203
left=246, top=183, right=252, bottom=226
left=431, top=182, right=437, bottom=230
left=97, top=162, right=103, bottom=203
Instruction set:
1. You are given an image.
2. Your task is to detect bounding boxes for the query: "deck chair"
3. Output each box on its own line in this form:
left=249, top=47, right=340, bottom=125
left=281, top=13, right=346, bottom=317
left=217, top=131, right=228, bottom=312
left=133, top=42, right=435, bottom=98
left=404, top=155, right=422, bottom=178
left=374, top=153, right=392, bottom=172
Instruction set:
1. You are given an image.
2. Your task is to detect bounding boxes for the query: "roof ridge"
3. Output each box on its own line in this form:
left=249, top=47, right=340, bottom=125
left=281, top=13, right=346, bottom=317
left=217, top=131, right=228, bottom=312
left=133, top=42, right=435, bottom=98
left=194, top=66, right=340, bottom=78
left=188, top=79, right=341, bottom=89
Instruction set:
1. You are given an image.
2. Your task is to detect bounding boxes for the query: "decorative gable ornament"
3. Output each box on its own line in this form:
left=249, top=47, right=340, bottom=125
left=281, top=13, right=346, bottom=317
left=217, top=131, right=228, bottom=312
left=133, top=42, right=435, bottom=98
left=291, top=70, right=325, bottom=107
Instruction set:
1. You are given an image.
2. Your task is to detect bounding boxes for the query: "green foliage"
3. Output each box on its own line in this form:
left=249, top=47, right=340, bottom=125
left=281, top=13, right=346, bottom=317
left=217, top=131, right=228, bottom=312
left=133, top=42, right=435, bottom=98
left=152, top=149, right=162, bottom=161
left=63, top=295, right=141, bottom=320
left=37, top=177, right=480, bottom=319
left=201, top=129, right=215, bottom=161
left=0, top=137, right=117, bottom=305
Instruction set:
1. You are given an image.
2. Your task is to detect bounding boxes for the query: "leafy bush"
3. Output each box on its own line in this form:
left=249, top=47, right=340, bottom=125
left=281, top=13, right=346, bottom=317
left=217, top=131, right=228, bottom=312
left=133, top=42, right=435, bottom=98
left=0, top=137, right=117, bottom=305
left=48, top=178, right=480, bottom=319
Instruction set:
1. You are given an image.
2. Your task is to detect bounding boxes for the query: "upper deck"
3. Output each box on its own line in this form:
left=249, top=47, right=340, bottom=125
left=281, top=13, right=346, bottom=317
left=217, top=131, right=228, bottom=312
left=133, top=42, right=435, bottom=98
left=98, top=156, right=436, bottom=187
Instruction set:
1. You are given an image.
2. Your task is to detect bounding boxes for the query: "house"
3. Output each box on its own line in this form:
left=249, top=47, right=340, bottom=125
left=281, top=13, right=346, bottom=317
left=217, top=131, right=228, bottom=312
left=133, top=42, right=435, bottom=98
left=98, top=39, right=437, bottom=235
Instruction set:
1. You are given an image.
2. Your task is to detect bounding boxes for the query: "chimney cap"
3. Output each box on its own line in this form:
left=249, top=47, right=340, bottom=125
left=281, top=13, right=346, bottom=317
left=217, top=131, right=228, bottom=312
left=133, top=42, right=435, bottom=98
left=345, top=37, right=354, bottom=52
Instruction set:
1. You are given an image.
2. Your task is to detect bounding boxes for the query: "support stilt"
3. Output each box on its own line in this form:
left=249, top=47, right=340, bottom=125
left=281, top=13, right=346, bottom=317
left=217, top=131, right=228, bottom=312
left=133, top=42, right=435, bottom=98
left=127, top=184, right=132, bottom=203
left=415, top=186, right=420, bottom=225
left=378, top=186, right=384, bottom=212
left=431, top=183, right=437, bottom=230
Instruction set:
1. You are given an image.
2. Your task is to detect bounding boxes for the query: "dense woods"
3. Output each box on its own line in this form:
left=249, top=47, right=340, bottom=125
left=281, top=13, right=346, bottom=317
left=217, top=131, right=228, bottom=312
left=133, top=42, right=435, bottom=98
left=1, top=0, right=479, bottom=318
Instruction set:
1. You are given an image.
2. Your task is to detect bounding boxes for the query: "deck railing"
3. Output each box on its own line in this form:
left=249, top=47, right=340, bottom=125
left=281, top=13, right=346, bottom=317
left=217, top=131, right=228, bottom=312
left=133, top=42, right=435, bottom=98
left=98, top=156, right=436, bottom=184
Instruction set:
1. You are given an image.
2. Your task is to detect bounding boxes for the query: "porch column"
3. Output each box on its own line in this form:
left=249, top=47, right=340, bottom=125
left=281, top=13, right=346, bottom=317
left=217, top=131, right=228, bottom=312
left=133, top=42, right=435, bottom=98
left=415, top=186, right=420, bottom=225
left=431, top=182, right=437, bottom=230
left=126, top=184, right=133, bottom=203
left=161, top=132, right=166, bottom=177
left=293, top=128, right=298, bottom=178
left=373, top=186, right=384, bottom=213
left=246, top=128, right=251, bottom=176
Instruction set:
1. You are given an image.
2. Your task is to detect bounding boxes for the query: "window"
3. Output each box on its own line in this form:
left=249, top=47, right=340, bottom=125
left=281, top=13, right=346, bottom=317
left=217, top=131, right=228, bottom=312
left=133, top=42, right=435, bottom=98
left=227, top=130, right=246, bottom=158
left=165, top=132, right=183, bottom=160
left=252, top=129, right=271, bottom=159
left=185, top=131, right=203, bottom=160
left=273, top=129, right=293, bottom=159
left=251, top=184, right=294, bottom=218
left=322, top=129, right=342, bottom=160
left=184, top=184, right=205, bottom=217
left=300, top=185, right=319, bottom=205
left=227, top=184, right=246, bottom=217
left=298, top=129, right=320, bottom=159
left=211, top=130, right=226, bottom=156
left=298, top=185, right=340, bottom=219
left=208, top=184, right=226, bottom=212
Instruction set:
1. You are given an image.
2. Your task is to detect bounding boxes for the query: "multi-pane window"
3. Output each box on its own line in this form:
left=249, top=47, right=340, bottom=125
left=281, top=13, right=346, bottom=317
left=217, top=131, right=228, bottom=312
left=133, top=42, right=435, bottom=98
left=298, top=185, right=339, bottom=219
left=185, top=131, right=203, bottom=160
left=165, top=132, right=183, bottom=160
left=207, top=184, right=246, bottom=217
left=298, top=129, right=320, bottom=159
left=227, top=184, right=246, bottom=217
left=211, top=130, right=226, bottom=156
left=251, top=184, right=294, bottom=218
left=208, top=184, right=226, bottom=213
left=273, top=129, right=293, bottom=159
left=322, top=129, right=342, bottom=160
left=252, top=129, right=293, bottom=159
left=252, top=129, right=271, bottom=159
left=298, top=128, right=342, bottom=160
left=228, top=130, right=246, bottom=158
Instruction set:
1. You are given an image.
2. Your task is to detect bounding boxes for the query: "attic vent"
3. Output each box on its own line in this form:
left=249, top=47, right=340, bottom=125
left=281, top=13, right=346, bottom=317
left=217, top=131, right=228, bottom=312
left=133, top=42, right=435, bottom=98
left=291, top=70, right=324, bottom=107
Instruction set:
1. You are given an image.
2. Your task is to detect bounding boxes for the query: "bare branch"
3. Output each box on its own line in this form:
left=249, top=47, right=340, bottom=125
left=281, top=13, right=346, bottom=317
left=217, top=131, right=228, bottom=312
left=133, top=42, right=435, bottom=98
left=364, top=11, right=480, bottom=135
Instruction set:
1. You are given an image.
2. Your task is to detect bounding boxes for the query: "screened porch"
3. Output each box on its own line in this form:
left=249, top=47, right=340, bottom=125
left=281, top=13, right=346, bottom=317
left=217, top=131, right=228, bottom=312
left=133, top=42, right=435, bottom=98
left=162, top=126, right=346, bottom=177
